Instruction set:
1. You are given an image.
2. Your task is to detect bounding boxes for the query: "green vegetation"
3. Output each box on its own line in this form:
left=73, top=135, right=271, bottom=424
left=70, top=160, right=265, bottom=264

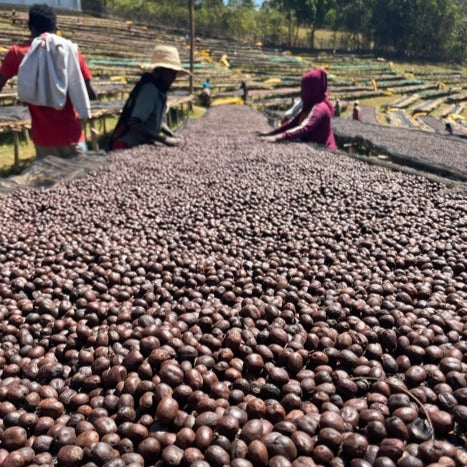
left=82, top=0, right=465, bottom=63
left=0, top=140, right=35, bottom=174
left=189, top=105, right=208, bottom=120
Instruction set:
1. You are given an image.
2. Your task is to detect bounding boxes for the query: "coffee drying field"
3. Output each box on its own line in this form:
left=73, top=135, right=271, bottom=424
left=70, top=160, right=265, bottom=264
left=0, top=106, right=465, bottom=466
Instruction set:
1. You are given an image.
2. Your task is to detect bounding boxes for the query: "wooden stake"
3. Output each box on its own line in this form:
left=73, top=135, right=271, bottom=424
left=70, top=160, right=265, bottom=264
left=89, top=120, right=99, bottom=151
left=13, top=130, right=19, bottom=167
left=188, top=0, right=194, bottom=96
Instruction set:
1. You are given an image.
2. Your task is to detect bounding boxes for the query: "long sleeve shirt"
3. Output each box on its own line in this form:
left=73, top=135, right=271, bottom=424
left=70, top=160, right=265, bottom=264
left=119, top=82, right=167, bottom=148
left=271, top=101, right=337, bottom=150
left=0, top=40, right=92, bottom=146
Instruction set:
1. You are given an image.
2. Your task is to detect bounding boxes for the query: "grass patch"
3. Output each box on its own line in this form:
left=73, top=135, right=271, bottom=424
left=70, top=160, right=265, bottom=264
left=392, top=61, right=467, bottom=75
left=189, top=105, right=207, bottom=120
left=0, top=137, right=36, bottom=174
left=361, top=95, right=402, bottom=108
left=292, top=28, right=350, bottom=51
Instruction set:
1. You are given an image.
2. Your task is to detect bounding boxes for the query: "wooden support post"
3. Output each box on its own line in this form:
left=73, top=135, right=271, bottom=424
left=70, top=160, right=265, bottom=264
left=167, top=109, right=172, bottom=128
left=188, top=0, right=194, bottom=96
left=22, top=127, right=29, bottom=144
left=13, top=130, right=19, bottom=168
left=82, top=120, right=88, bottom=140
left=343, top=143, right=354, bottom=154
left=89, top=119, right=99, bottom=151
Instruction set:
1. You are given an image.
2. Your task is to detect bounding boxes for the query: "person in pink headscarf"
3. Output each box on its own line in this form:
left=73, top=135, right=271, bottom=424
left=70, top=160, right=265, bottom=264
left=260, top=68, right=337, bottom=150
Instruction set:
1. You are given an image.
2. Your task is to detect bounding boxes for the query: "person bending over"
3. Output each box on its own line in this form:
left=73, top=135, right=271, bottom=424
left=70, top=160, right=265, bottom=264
left=259, top=68, right=336, bottom=151
left=111, top=45, right=189, bottom=150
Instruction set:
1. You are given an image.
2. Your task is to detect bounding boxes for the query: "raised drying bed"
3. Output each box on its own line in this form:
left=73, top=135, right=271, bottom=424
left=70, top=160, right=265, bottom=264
left=333, top=117, right=467, bottom=182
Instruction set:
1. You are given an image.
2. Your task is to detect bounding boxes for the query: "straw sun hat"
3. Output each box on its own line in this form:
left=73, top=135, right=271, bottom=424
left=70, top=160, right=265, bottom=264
left=140, top=45, right=190, bottom=76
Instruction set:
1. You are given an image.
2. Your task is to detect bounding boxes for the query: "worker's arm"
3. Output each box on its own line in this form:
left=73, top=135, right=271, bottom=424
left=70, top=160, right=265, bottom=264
left=0, top=47, right=18, bottom=93
left=78, top=51, right=97, bottom=101
left=85, top=79, right=97, bottom=101
left=126, top=118, right=179, bottom=147
left=157, top=135, right=180, bottom=147
left=263, top=106, right=326, bottom=143
left=0, top=46, right=18, bottom=94
left=125, top=84, right=180, bottom=146
left=161, top=121, right=176, bottom=138
left=258, top=111, right=302, bottom=137
left=281, top=106, right=324, bottom=141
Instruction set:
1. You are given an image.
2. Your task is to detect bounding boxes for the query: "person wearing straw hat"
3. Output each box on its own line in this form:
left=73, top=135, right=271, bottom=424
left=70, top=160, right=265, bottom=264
left=111, top=44, right=190, bottom=150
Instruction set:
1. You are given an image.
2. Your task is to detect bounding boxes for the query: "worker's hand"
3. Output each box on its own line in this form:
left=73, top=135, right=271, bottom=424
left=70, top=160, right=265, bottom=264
left=262, top=134, right=282, bottom=143
left=162, top=136, right=182, bottom=147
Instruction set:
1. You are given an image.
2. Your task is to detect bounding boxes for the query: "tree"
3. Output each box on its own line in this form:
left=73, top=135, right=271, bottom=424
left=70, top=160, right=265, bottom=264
left=268, top=0, right=315, bottom=47
left=82, top=0, right=106, bottom=14
left=334, top=0, right=374, bottom=50
left=369, top=0, right=465, bottom=61
left=411, top=0, right=465, bottom=60
left=307, top=0, right=335, bottom=50
left=100, top=0, right=466, bottom=62
left=202, top=0, right=224, bottom=6
left=257, top=6, right=287, bottom=44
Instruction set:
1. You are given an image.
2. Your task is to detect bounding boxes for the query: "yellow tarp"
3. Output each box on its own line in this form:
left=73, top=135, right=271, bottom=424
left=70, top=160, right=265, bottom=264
left=220, top=54, right=230, bottom=68
left=264, top=78, right=281, bottom=85
left=198, top=50, right=213, bottom=63
left=212, top=97, right=243, bottom=106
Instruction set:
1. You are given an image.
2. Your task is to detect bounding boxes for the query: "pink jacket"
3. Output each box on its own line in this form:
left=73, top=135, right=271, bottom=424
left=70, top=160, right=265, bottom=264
left=272, top=68, right=336, bottom=150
